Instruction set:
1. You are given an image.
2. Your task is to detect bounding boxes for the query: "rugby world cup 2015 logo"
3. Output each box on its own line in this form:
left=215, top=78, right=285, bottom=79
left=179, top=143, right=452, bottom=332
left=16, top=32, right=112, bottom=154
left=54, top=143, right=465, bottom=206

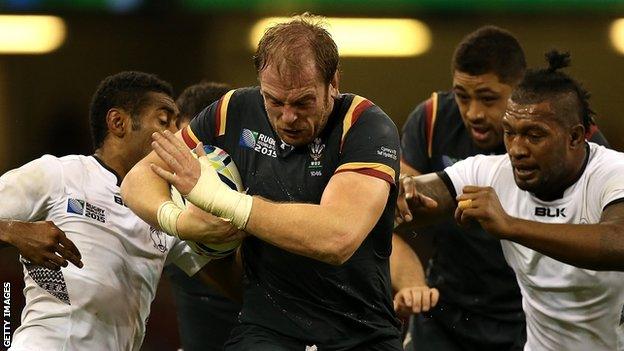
left=239, top=128, right=258, bottom=148
left=239, top=128, right=277, bottom=158
left=67, top=198, right=85, bottom=215
left=66, top=198, right=106, bottom=223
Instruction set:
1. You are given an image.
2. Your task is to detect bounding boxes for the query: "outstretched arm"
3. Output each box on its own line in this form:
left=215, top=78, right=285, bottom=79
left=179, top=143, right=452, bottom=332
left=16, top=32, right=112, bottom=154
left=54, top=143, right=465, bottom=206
left=149, top=130, right=392, bottom=265
left=395, top=172, right=457, bottom=231
left=390, top=234, right=439, bottom=317
left=0, top=157, right=83, bottom=270
left=247, top=171, right=389, bottom=265
left=456, top=186, right=624, bottom=271
left=120, top=142, right=173, bottom=229
left=0, top=220, right=83, bottom=270
left=121, top=131, right=240, bottom=243
left=390, top=161, right=439, bottom=316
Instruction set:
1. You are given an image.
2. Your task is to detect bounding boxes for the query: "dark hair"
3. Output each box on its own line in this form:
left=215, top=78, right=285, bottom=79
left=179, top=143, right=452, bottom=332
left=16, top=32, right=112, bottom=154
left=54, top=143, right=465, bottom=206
left=452, top=25, right=526, bottom=84
left=89, top=71, right=173, bottom=149
left=511, top=50, right=595, bottom=130
left=253, top=13, right=339, bottom=85
left=176, top=81, right=230, bottom=124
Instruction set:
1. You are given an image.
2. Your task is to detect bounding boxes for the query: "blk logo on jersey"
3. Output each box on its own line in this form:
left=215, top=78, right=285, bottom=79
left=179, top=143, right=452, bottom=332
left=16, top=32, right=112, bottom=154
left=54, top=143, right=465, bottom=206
left=66, top=198, right=106, bottom=223
left=239, top=128, right=277, bottom=158
left=114, top=194, right=127, bottom=207
left=534, top=207, right=566, bottom=218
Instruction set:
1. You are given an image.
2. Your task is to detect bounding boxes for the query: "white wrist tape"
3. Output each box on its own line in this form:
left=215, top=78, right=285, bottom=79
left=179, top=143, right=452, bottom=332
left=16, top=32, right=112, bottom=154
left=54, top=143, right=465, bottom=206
left=185, top=156, right=253, bottom=230
left=157, top=200, right=183, bottom=238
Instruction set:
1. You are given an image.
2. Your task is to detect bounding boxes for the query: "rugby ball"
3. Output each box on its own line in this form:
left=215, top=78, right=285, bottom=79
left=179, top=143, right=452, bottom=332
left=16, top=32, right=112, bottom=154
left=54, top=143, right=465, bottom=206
left=170, top=145, right=244, bottom=259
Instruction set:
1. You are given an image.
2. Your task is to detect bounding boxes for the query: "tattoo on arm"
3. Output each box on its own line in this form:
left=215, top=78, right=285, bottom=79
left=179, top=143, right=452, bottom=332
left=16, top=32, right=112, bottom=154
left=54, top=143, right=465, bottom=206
left=413, top=173, right=456, bottom=215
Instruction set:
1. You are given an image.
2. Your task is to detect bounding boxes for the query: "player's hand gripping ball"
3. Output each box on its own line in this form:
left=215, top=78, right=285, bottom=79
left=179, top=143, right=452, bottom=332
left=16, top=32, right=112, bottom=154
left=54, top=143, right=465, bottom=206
left=170, top=145, right=244, bottom=259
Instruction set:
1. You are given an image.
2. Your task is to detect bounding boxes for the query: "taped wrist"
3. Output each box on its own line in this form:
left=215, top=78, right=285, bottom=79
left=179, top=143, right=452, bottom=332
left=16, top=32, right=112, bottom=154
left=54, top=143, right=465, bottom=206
left=157, top=200, right=183, bottom=237
left=185, top=156, right=253, bottom=230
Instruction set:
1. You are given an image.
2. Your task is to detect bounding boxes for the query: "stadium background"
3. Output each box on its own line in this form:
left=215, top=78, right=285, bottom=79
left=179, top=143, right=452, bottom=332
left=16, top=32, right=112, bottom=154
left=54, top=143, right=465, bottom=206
left=1, top=1, right=624, bottom=350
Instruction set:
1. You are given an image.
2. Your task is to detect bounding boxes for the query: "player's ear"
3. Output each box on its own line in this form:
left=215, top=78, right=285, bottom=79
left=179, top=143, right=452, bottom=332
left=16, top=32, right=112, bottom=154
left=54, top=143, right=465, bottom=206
left=106, top=108, right=130, bottom=138
left=329, top=71, right=340, bottom=98
left=569, top=123, right=585, bottom=149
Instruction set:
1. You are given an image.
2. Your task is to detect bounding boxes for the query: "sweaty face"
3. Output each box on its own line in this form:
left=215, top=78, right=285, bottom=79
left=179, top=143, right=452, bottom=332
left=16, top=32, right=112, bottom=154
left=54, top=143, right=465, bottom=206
left=259, top=63, right=335, bottom=147
left=127, top=92, right=178, bottom=165
left=502, top=100, right=572, bottom=197
left=453, top=71, right=513, bottom=151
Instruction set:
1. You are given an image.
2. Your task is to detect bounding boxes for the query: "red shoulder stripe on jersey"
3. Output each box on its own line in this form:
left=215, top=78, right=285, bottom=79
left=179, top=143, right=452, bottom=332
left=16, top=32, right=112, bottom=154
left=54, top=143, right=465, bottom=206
left=334, top=162, right=396, bottom=185
left=335, top=168, right=395, bottom=185
left=181, top=126, right=199, bottom=149
left=425, top=92, right=438, bottom=158
left=214, top=90, right=235, bottom=137
left=352, top=99, right=374, bottom=124
left=340, top=95, right=374, bottom=151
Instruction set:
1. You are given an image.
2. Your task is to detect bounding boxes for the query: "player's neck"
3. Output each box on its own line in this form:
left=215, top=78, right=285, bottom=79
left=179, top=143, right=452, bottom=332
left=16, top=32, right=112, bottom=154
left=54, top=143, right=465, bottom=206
left=93, top=144, right=131, bottom=181
left=534, top=143, right=589, bottom=201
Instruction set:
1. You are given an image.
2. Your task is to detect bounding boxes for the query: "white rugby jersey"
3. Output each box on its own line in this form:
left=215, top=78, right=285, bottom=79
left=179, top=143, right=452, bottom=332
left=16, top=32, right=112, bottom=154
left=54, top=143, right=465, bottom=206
left=0, top=155, right=209, bottom=351
left=444, top=142, right=624, bottom=351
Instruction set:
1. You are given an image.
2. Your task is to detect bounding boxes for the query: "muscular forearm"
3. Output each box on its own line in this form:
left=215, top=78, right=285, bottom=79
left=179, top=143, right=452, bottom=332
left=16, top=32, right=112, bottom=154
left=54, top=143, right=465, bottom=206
left=121, top=157, right=171, bottom=229
left=390, top=234, right=427, bottom=290
left=246, top=198, right=377, bottom=265
left=395, top=173, right=457, bottom=232
left=504, top=219, right=624, bottom=271
left=0, top=220, right=14, bottom=247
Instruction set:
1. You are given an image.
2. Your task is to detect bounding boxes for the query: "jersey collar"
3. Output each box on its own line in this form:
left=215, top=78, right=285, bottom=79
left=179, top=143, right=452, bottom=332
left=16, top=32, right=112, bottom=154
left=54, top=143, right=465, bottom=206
left=91, top=155, right=123, bottom=187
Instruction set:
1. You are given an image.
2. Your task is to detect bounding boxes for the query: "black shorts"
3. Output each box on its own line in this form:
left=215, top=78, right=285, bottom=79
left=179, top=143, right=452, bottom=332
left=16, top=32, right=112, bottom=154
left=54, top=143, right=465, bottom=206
left=166, top=265, right=240, bottom=351
left=225, top=324, right=403, bottom=351
left=404, top=302, right=526, bottom=351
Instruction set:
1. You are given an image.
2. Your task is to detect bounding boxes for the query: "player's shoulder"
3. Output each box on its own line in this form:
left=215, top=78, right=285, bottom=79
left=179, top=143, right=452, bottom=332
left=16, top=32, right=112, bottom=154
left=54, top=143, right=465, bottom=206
left=451, top=153, right=510, bottom=183
left=5, top=154, right=85, bottom=197
left=229, top=86, right=262, bottom=105
left=338, top=93, right=393, bottom=126
left=406, top=90, right=460, bottom=124
left=587, top=142, right=624, bottom=169
left=430, top=90, right=461, bottom=122
left=460, top=153, right=509, bottom=167
left=222, top=87, right=264, bottom=119
left=584, top=142, right=624, bottom=178
left=53, top=154, right=100, bottom=174
left=201, top=86, right=262, bottom=115
left=23, top=154, right=73, bottom=174
left=55, top=154, right=91, bottom=164
left=433, top=90, right=456, bottom=106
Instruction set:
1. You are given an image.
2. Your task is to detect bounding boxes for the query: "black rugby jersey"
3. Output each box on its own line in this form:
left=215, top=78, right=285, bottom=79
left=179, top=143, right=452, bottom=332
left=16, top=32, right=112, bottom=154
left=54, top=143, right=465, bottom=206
left=402, top=91, right=523, bottom=322
left=184, top=87, right=401, bottom=349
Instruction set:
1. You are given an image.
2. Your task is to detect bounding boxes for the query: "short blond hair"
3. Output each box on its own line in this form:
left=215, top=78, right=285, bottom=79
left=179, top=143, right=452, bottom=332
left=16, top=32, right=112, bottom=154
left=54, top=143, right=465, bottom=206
left=253, top=13, right=339, bottom=84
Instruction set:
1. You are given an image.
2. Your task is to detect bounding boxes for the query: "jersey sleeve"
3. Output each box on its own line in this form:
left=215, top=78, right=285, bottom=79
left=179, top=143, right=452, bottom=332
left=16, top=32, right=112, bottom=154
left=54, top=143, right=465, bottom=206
left=165, top=238, right=211, bottom=276
left=401, top=99, right=430, bottom=172
left=182, top=89, right=237, bottom=149
left=442, top=154, right=502, bottom=198
left=0, top=155, right=63, bottom=221
left=335, top=99, right=400, bottom=185
left=595, top=155, right=624, bottom=211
